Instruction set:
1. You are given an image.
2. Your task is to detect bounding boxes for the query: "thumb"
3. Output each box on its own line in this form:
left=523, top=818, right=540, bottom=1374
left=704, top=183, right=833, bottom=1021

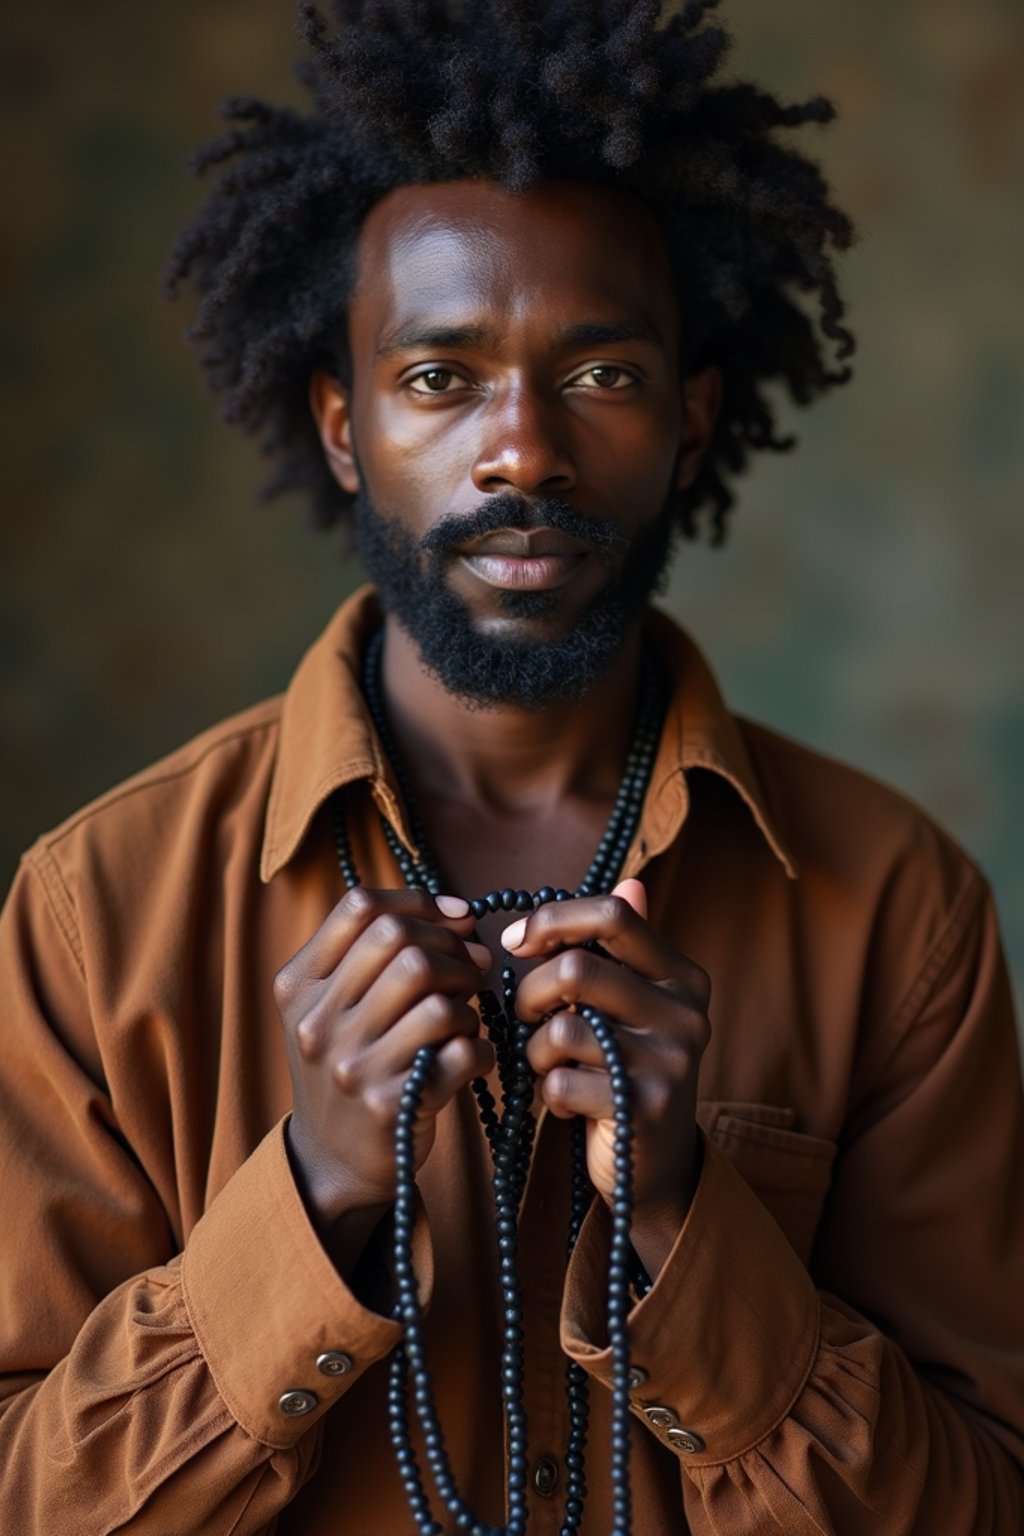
left=612, top=877, right=647, bottom=920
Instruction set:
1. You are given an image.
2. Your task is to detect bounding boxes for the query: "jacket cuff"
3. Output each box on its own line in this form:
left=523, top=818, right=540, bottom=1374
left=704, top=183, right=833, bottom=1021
left=561, top=1132, right=820, bottom=1465
left=182, top=1118, right=430, bottom=1448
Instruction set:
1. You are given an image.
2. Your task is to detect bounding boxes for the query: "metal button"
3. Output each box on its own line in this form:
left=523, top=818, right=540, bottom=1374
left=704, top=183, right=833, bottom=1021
left=628, top=1365, right=648, bottom=1390
left=316, top=1351, right=353, bottom=1377
left=533, top=1455, right=560, bottom=1497
left=642, top=1404, right=680, bottom=1429
left=667, top=1427, right=706, bottom=1454
left=278, top=1389, right=318, bottom=1417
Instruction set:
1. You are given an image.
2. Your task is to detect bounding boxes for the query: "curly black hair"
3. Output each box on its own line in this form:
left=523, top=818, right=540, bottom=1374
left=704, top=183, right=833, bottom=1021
left=165, top=0, right=856, bottom=545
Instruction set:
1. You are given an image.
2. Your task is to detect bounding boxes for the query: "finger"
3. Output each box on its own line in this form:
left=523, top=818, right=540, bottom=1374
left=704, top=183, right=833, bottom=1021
left=514, top=945, right=687, bottom=1030
left=346, top=940, right=488, bottom=1047
left=335, top=910, right=489, bottom=1009
left=362, top=1033, right=496, bottom=1126
left=614, top=878, right=647, bottom=919
left=365, top=992, right=484, bottom=1081
left=527, top=1009, right=638, bottom=1076
left=420, top=1033, right=498, bottom=1112
left=501, top=889, right=709, bottom=999
left=539, top=1064, right=613, bottom=1122
left=280, top=886, right=478, bottom=990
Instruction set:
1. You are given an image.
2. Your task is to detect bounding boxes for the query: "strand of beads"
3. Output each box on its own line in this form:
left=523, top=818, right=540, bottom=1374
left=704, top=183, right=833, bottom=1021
left=327, top=627, right=666, bottom=1535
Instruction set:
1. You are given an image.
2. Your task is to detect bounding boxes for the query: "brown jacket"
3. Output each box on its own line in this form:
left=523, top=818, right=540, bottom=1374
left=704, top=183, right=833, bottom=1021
left=1, top=588, right=1022, bottom=1534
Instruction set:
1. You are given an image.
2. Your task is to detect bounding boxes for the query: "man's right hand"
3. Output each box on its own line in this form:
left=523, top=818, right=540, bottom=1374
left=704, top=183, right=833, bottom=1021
left=275, top=887, right=493, bottom=1241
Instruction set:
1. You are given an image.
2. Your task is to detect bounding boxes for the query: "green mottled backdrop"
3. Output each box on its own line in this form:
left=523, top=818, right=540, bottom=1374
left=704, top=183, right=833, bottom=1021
left=2, top=3, right=1022, bottom=1018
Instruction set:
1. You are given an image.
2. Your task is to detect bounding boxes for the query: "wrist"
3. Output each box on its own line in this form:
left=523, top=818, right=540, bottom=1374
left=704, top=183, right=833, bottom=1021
left=284, top=1116, right=393, bottom=1268
left=629, top=1134, right=703, bottom=1282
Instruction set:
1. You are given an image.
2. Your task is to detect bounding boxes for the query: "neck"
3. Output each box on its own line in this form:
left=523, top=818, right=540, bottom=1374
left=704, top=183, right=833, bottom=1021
left=379, top=616, right=647, bottom=816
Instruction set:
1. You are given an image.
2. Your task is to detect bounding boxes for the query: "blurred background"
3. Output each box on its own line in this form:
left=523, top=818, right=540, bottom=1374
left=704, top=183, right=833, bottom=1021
left=2, top=1, right=1022, bottom=1019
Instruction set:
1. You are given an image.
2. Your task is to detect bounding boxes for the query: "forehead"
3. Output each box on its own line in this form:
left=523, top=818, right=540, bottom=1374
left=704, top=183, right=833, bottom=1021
left=348, top=179, right=679, bottom=347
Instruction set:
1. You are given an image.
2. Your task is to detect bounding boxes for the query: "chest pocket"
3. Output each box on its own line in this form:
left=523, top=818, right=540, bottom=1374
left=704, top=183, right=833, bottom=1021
left=697, top=1101, right=837, bottom=1266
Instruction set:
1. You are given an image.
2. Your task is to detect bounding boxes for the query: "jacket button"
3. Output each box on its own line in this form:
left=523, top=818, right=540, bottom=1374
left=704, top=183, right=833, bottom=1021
left=642, top=1404, right=679, bottom=1429
left=533, top=1455, right=560, bottom=1497
left=316, top=1351, right=353, bottom=1377
left=667, top=1427, right=706, bottom=1454
left=278, top=1389, right=318, bottom=1417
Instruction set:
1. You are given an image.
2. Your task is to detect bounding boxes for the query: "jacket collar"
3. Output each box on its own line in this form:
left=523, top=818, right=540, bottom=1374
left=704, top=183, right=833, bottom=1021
left=260, top=586, right=797, bottom=883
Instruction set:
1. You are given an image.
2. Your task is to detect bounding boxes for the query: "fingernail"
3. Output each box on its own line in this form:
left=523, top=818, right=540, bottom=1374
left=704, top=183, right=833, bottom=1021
left=467, top=940, right=492, bottom=970
left=612, top=878, right=647, bottom=918
left=502, top=918, right=527, bottom=951
left=436, top=895, right=470, bottom=918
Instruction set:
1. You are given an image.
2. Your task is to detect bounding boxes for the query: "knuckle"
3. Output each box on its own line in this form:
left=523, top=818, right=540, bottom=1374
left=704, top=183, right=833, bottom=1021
left=557, top=949, right=589, bottom=993
left=664, top=1045, right=692, bottom=1085
left=423, top=992, right=455, bottom=1033
left=363, top=1083, right=396, bottom=1126
left=273, top=960, right=301, bottom=1008
left=546, top=1067, right=573, bottom=1111
left=340, top=886, right=376, bottom=923
left=400, top=945, right=432, bottom=985
left=331, top=1052, right=362, bottom=1092
left=551, top=1012, right=581, bottom=1051
left=598, top=893, right=629, bottom=929
left=646, top=1077, right=672, bottom=1120
left=677, top=997, right=711, bottom=1051
left=295, top=1013, right=323, bottom=1060
left=372, top=913, right=408, bottom=950
left=690, top=963, right=712, bottom=1010
left=438, top=1034, right=471, bottom=1078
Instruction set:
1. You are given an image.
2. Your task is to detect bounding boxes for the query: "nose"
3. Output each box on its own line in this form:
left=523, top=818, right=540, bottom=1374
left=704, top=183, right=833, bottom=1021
left=471, top=384, right=577, bottom=497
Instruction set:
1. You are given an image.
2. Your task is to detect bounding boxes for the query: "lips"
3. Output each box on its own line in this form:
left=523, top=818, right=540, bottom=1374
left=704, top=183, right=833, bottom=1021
left=458, top=528, right=593, bottom=559
left=458, top=529, right=591, bottom=592
left=462, top=553, right=586, bottom=591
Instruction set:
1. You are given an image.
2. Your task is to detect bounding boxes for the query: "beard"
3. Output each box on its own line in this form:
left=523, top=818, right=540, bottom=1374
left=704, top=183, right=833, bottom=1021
left=353, top=486, right=677, bottom=709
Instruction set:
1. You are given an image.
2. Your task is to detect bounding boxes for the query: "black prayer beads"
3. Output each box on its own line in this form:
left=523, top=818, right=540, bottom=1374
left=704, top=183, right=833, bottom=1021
left=330, top=628, right=665, bottom=1535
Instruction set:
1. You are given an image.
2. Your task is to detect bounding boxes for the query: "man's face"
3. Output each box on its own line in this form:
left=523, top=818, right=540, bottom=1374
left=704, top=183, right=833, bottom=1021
left=312, top=178, right=720, bottom=704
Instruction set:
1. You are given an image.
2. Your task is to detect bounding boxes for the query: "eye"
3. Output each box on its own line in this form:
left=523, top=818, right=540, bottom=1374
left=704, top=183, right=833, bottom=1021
left=407, top=368, right=465, bottom=395
left=571, top=365, right=637, bottom=390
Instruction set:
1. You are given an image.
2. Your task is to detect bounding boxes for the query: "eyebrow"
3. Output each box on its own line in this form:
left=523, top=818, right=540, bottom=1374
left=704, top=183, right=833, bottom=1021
left=375, top=318, right=665, bottom=357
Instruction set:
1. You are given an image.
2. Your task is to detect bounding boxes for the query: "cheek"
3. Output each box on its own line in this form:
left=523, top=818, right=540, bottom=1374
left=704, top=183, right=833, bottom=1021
left=356, top=395, right=484, bottom=518
left=599, top=417, right=682, bottom=514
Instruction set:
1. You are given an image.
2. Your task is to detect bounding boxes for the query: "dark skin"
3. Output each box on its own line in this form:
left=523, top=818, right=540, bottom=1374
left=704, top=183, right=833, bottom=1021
left=277, top=178, right=719, bottom=1288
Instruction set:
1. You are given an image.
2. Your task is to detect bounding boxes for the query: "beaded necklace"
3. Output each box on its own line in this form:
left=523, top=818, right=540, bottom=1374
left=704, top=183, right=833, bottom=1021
left=331, top=628, right=665, bottom=1536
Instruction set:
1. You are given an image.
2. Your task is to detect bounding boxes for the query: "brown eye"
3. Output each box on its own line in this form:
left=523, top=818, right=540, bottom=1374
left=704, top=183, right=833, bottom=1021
left=409, top=368, right=458, bottom=394
left=574, top=366, right=635, bottom=389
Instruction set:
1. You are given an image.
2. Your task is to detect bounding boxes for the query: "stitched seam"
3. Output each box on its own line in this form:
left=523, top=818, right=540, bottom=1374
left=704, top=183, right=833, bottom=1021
left=855, top=866, right=985, bottom=1097
left=24, top=848, right=86, bottom=979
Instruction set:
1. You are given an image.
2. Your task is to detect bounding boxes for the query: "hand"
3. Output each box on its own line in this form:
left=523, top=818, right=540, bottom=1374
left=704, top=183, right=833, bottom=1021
left=506, top=880, right=711, bottom=1257
left=274, top=887, right=494, bottom=1240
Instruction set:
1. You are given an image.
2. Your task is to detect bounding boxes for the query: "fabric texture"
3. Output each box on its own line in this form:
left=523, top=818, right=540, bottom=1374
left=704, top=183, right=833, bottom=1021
left=1, top=586, right=1021, bottom=1534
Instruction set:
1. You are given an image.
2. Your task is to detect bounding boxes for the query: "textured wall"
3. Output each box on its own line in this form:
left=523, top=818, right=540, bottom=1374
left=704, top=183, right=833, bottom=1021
left=2, top=2, right=1022, bottom=1015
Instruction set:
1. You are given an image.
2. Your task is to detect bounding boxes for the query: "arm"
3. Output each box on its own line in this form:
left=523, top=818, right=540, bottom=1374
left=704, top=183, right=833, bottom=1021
left=558, top=872, right=1024, bottom=1533
left=0, top=865, right=486, bottom=1534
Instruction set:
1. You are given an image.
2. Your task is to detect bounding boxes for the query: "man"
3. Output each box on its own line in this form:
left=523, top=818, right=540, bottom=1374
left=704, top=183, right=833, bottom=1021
left=1, top=2, right=1021, bottom=1533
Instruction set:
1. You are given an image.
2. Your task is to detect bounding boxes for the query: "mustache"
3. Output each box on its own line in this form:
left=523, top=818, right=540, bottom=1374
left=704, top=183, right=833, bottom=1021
left=419, top=493, right=627, bottom=564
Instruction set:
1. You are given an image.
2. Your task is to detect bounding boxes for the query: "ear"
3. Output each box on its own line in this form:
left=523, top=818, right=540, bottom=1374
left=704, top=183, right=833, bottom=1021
left=673, top=364, right=723, bottom=493
left=309, top=369, right=361, bottom=495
